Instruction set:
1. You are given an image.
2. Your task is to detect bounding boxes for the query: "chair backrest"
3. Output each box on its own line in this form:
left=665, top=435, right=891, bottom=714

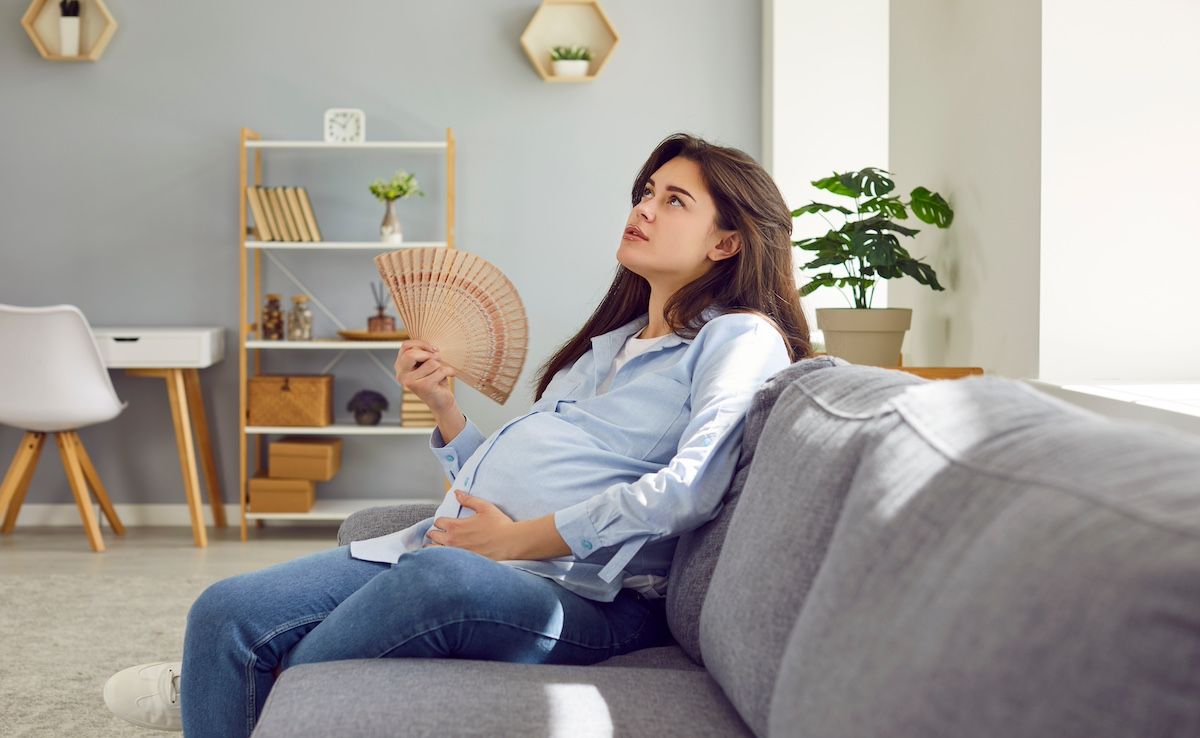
left=0, top=304, right=125, bottom=432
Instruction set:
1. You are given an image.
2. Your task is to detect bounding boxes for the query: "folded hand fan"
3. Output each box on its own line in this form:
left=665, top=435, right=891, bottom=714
left=374, top=247, right=528, bottom=405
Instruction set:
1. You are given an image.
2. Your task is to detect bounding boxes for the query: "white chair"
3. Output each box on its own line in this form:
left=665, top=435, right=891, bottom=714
left=0, top=304, right=128, bottom=551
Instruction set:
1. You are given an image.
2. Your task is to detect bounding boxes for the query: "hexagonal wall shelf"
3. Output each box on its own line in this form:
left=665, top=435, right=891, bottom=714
left=22, top=0, right=117, bottom=62
left=519, top=0, right=619, bottom=83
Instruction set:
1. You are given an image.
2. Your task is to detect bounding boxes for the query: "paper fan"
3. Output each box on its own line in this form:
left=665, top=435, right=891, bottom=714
left=374, top=247, right=528, bottom=405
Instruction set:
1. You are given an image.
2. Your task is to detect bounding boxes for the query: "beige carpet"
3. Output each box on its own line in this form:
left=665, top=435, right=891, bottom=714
left=0, top=571, right=217, bottom=736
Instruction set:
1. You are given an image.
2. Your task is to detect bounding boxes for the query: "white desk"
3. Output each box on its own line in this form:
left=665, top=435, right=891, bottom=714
left=93, top=327, right=226, bottom=547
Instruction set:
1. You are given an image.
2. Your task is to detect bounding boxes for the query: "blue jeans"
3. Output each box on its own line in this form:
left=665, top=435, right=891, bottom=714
left=180, top=544, right=672, bottom=737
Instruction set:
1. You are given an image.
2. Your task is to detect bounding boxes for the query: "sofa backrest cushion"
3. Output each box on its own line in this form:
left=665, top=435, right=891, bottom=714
left=697, top=362, right=926, bottom=734
left=767, top=375, right=1200, bottom=737
left=665, top=355, right=846, bottom=665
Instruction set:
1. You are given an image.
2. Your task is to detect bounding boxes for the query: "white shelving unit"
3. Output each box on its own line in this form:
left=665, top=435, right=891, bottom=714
left=237, top=127, right=456, bottom=538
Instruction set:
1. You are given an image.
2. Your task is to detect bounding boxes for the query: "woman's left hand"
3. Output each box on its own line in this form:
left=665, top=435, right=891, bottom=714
left=427, top=490, right=520, bottom=561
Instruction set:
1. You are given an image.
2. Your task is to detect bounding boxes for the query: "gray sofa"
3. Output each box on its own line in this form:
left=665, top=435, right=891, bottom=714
left=252, top=356, right=1200, bottom=737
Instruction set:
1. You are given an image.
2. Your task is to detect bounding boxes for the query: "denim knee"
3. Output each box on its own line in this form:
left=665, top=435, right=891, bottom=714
left=381, top=547, right=494, bottom=612
left=186, top=575, right=255, bottom=640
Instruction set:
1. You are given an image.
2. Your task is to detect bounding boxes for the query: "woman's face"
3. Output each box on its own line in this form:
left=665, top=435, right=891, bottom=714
left=617, top=156, right=739, bottom=288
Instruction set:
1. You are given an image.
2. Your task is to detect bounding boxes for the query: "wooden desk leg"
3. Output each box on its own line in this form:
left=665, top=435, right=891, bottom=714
left=183, top=368, right=226, bottom=528
left=165, top=369, right=208, bottom=547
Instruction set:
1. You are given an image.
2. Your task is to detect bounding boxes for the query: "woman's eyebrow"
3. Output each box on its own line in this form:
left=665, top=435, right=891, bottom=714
left=646, top=178, right=696, bottom=203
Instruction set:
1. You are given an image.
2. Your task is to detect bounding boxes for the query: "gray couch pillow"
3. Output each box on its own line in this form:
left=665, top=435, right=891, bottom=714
left=768, top=375, right=1200, bottom=737
left=665, top=356, right=847, bottom=665
left=699, top=362, right=926, bottom=735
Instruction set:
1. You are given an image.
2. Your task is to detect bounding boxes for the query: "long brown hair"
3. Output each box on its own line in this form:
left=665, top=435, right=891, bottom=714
left=532, top=132, right=812, bottom=401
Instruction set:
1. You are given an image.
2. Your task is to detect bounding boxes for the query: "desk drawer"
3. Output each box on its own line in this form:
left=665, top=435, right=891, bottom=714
left=93, top=328, right=225, bottom=368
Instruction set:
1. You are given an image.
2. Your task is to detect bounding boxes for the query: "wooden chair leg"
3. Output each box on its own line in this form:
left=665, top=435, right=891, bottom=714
left=55, top=432, right=104, bottom=552
left=1, top=432, right=45, bottom=533
left=183, top=368, right=226, bottom=528
left=69, top=431, right=125, bottom=536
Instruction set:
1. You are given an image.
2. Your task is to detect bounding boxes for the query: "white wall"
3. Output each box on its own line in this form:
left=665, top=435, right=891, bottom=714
left=889, top=0, right=1042, bottom=379
left=1040, top=0, right=1200, bottom=382
left=763, top=0, right=890, bottom=326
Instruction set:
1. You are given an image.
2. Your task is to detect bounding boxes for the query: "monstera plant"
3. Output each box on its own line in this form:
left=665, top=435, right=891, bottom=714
left=791, top=167, right=954, bottom=366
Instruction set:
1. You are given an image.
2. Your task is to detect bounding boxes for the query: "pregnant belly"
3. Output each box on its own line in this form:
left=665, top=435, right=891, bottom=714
left=443, top=412, right=657, bottom=525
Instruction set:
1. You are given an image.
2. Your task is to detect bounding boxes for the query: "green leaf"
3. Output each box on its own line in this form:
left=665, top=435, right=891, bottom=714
left=790, top=201, right=853, bottom=218
left=859, top=197, right=907, bottom=219
left=811, top=173, right=859, bottom=198
left=897, top=259, right=946, bottom=291
left=910, top=187, right=954, bottom=228
left=847, top=167, right=895, bottom=197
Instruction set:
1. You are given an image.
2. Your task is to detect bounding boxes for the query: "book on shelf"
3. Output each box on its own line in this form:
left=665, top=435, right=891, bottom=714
left=273, top=187, right=302, bottom=241
left=284, top=187, right=312, bottom=241
left=253, top=187, right=282, bottom=240
left=262, top=187, right=289, bottom=241
left=245, top=187, right=274, bottom=241
left=297, top=187, right=323, bottom=241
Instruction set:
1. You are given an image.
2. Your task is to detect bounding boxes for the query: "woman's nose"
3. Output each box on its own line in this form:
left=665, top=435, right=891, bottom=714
left=634, top=200, right=655, bottom=221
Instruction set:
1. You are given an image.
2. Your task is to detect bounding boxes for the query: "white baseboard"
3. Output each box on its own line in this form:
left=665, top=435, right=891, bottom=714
left=6, top=503, right=327, bottom=527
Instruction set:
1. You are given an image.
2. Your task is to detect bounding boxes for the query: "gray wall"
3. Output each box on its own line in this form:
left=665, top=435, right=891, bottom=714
left=0, top=0, right=762, bottom=512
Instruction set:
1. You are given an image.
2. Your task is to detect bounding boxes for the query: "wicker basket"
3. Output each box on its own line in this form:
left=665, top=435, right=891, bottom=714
left=248, top=375, right=333, bottom=427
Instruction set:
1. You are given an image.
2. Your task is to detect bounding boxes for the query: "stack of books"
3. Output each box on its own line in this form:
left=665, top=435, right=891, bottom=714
left=401, top=390, right=437, bottom=427
left=246, top=186, right=323, bottom=242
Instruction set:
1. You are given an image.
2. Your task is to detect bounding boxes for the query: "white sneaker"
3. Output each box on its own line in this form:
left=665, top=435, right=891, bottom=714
left=103, top=661, right=183, bottom=732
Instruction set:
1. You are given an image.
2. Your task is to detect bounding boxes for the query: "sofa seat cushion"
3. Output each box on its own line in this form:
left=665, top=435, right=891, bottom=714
left=591, top=644, right=705, bottom=671
left=252, top=658, right=748, bottom=738
left=768, top=375, right=1200, bottom=737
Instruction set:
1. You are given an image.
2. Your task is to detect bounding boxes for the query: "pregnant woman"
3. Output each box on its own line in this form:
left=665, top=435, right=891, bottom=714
left=103, top=132, right=812, bottom=736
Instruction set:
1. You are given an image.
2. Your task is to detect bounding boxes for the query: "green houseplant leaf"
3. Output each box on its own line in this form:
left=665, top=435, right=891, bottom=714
left=791, top=169, right=953, bottom=308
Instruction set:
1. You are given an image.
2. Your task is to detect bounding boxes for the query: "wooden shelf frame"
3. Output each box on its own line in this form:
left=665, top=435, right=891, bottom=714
left=237, top=127, right=456, bottom=536
left=519, top=0, right=620, bottom=83
left=21, top=0, right=117, bottom=62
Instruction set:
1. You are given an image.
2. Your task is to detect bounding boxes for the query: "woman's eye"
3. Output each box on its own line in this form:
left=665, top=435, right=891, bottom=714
left=641, top=187, right=684, bottom=207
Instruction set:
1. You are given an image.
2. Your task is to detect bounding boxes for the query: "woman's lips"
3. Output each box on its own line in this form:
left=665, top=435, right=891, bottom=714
left=623, top=227, right=648, bottom=241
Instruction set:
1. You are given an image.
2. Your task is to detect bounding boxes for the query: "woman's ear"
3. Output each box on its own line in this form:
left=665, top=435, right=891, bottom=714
left=709, top=231, right=742, bottom=262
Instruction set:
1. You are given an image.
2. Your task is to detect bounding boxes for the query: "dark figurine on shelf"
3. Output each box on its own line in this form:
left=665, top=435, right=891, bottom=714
left=59, top=0, right=80, bottom=16
left=348, top=389, right=389, bottom=426
left=368, top=281, right=397, bottom=333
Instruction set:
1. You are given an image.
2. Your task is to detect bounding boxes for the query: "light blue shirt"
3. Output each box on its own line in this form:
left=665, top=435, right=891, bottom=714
left=349, top=304, right=792, bottom=602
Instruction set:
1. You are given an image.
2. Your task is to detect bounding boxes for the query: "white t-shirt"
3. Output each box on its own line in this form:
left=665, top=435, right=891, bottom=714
left=599, top=328, right=673, bottom=599
left=597, top=328, right=670, bottom=395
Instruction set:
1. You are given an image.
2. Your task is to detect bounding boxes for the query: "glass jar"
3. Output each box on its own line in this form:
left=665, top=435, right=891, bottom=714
left=262, top=293, right=284, bottom=340
left=288, top=294, right=313, bottom=341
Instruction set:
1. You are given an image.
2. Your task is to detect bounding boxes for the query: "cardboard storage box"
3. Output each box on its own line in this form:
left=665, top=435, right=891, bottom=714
left=249, top=474, right=315, bottom=513
left=248, top=375, right=333, bottom=427
left=269, top=437, right=343, bottom=481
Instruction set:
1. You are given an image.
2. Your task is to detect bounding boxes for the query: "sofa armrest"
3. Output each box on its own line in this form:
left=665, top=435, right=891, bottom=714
left=337, top=504, right=440, bottom=546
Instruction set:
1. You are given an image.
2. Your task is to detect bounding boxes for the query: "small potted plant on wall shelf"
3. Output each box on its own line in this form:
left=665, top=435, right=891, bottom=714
left=59, top=0, right=81, bottom=57
left=369, top=169, right=424, bottom=244
left=792, top=167, right=954, bottom=367
left=549, top=45, right=591, bottom=77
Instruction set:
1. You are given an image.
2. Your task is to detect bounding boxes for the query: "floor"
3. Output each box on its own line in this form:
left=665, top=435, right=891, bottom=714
left=0, top=525, right=339, bottom=737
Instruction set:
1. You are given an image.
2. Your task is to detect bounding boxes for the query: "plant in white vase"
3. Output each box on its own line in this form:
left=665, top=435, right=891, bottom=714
left=369, top=170, right=424, bottom=244
left=792, top=167, right=954, bottom=367
left=59, top=0, right=80, bottom=57
left=549, top=45, right=591, bottom=77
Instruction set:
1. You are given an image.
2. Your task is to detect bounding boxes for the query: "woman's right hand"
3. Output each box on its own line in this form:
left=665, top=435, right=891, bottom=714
left=395, top=339, right=457, bottom=415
